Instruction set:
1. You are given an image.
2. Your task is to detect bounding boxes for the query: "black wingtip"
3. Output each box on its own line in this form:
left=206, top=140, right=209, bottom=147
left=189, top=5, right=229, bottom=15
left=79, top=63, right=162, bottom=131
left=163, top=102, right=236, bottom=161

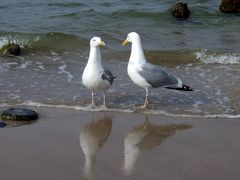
left=181, top=84, right=193, bottom=91
left=165, top=84, right=193, bottom=91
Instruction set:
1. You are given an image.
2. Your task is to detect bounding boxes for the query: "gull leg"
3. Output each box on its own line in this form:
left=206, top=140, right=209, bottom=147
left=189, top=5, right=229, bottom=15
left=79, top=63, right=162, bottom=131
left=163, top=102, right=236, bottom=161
left=141, top=88, right=150, bottom=108
left=102, top=91, right=108, bottom=110
left=91, top=91, right=96, bottom=107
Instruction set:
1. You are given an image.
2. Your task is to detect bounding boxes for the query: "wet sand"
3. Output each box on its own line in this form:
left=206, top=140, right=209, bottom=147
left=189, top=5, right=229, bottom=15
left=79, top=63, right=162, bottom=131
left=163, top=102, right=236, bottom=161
left=0, top=107, right=240, bottom=180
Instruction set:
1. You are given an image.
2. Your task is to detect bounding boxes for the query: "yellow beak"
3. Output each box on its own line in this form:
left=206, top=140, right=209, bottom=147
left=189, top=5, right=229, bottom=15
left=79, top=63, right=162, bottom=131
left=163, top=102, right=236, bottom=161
left=122, top=39, right=128, bottom=46
left=98, top=41, right=105, bottom=46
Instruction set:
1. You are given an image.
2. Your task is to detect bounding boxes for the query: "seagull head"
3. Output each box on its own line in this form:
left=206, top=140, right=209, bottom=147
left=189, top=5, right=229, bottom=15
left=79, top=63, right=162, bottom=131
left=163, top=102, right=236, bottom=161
left=90, top=37, right=105, bottom=47
left=122, top=32, right=140, bottom=46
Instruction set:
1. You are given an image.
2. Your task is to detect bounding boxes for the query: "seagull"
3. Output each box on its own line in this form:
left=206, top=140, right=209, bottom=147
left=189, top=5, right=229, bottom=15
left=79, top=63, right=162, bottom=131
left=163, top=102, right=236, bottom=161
left=122, top=32, right=193, bottom=108
left=82, top=37, right=115, bottom=108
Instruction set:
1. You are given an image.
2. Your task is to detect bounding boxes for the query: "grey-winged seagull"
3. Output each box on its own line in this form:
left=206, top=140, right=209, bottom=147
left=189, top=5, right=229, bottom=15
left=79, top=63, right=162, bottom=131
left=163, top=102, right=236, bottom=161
left=122, top=32, right=193, bottom=108
left=82, top=37, right=115, bottom=108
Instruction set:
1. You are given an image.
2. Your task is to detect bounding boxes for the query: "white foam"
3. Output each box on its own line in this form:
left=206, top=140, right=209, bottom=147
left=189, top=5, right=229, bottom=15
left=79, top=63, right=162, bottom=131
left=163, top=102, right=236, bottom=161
left=50, top=51, right=59, bottom=56
left=0, top=37, right=9, bottom=48
left=195, top=49, right=240, bottom=64
left=19, top=101, right=134, bottom=113
left=58, top=60, right=74, bottom=82
left=0, top=35, right=35, bottom=49
left=3, top=62, right=18, bottom=68
left=8, top=94, right=20, bottom=100
left=35, top=62, right=45, bottom=70
left=193, top=100, right=204, bottom=109
left=18, top=61, right=32, bottom=69
left=204, top=114, right=240, bottom=119
left=143, top=109, right=240, bottom=119
left=0, top=101, right=239, bottom=119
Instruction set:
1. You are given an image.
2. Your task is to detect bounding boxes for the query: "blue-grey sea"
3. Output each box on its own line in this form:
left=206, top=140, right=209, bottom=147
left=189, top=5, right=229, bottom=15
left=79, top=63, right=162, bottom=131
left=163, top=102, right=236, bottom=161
left=0, top=0, right=239, bottom=118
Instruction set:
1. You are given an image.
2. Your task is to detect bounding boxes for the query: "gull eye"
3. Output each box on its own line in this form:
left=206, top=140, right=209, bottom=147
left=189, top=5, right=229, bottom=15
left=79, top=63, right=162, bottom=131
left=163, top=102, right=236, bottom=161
left=93, top=39, right=96, bottom=42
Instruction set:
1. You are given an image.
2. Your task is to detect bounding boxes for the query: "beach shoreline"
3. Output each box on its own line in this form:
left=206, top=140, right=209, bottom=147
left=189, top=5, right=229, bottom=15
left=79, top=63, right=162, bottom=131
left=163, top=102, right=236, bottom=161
left=0, top=106, right=239, bottom=180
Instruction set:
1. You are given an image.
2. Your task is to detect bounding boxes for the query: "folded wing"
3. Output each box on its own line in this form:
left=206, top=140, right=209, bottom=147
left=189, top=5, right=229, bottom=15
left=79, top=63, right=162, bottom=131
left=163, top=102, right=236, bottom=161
left=101, top=68, right=116, bottom=85
left=138, top=63, right=179, bottom=88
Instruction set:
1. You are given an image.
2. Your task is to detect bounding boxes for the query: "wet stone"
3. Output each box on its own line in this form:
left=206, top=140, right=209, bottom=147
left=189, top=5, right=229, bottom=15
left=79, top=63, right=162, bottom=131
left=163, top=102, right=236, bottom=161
left=1, top=108, right=38, bottom=121
left=220, top=0, right=240, bottom=13
left=0, top=122, right=6, bottom=128
left=171, top=2, right=190, bottom=19
left=0, top=43, right=22, bottom=56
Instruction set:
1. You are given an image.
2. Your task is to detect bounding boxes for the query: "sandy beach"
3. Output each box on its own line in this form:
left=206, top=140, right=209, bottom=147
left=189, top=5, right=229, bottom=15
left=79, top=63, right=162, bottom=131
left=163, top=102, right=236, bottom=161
left=0, top=106, right=239, bottom=180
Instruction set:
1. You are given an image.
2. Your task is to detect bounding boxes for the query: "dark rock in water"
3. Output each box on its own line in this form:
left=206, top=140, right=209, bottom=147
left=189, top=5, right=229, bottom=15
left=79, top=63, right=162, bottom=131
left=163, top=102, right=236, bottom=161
left=220, top=0, right=240, bottom=13
left=0, top=43, right=22, bottom=56
left=1, top=108, right=38, bottom=121
left=235, top=0, right=240, bottom=9
left=171, top=2, right=190, bottom=19
left=0, top=122, right=6, bottom=128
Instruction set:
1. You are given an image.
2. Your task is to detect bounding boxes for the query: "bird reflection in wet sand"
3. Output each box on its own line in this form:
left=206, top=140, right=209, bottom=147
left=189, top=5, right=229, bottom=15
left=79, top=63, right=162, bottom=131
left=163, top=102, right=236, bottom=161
left=79, top=113, right=112, bottom=179
left=123, top=114, right=192, bottom=175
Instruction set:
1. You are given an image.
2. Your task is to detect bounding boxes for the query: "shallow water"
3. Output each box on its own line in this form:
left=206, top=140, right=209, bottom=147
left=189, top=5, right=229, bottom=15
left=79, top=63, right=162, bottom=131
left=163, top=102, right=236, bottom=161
left=0, top=50, right=239, bottom=118
left=0, top=0, right=240, bottom=118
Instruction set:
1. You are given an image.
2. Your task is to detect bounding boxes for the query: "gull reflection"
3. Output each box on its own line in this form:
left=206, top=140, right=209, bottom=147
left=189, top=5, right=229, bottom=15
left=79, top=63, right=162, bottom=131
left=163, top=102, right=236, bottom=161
left=79, top=113, right=112, bottom=178
left=123, top=114, right=191, bottom=175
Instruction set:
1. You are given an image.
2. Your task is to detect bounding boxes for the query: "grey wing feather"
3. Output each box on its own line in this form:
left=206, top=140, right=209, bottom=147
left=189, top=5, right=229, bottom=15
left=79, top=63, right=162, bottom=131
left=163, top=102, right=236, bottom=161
left=138, top=63, right=179, bottom=88
left=101, top=67, right=116, bottom=85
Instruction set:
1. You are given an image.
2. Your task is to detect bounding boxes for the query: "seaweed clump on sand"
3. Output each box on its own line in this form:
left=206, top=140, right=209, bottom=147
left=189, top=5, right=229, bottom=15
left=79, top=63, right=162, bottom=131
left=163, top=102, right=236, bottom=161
left=171, top=2, right=190, bottom=20
left=220, top=0, right=240, bottom=13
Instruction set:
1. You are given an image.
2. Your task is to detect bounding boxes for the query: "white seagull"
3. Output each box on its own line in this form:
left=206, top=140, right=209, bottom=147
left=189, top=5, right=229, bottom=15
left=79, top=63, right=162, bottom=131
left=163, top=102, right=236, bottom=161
left=82, top=37, right=115, bottom=108
left=122, top=32, right=193, bottom=108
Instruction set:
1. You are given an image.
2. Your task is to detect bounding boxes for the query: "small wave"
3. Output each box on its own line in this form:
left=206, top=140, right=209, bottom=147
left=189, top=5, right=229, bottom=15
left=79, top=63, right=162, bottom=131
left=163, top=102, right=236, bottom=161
left=0, top=32, right=88, bottom=52
left=195, top=49, right=240, bottom=64
left=49, top=12, right=79, bottom=19
left=31, top=32, right=88, bottom=51
left=111, top=9, right=163, bottom=20
left=0, top=32, right=38, bottom=48
left=99, top=2, right=113, bottom=7
left=1, top=101, right=239, bottom=119
left=48, top=2, right=86, bottom=8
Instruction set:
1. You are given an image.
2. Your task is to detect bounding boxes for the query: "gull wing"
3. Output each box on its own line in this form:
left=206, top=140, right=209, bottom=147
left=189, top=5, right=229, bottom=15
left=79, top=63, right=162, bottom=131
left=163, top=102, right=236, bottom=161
left=138, top=63, right=179, bottom=88
left=101, top=67, right=116, bottom=85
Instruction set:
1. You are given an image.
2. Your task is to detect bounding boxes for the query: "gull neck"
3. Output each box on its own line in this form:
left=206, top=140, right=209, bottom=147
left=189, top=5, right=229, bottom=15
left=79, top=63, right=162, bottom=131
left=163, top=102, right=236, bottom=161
left=129, top=39, right=146, bottom=64
left=87, top=45, right=101, bottom=65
